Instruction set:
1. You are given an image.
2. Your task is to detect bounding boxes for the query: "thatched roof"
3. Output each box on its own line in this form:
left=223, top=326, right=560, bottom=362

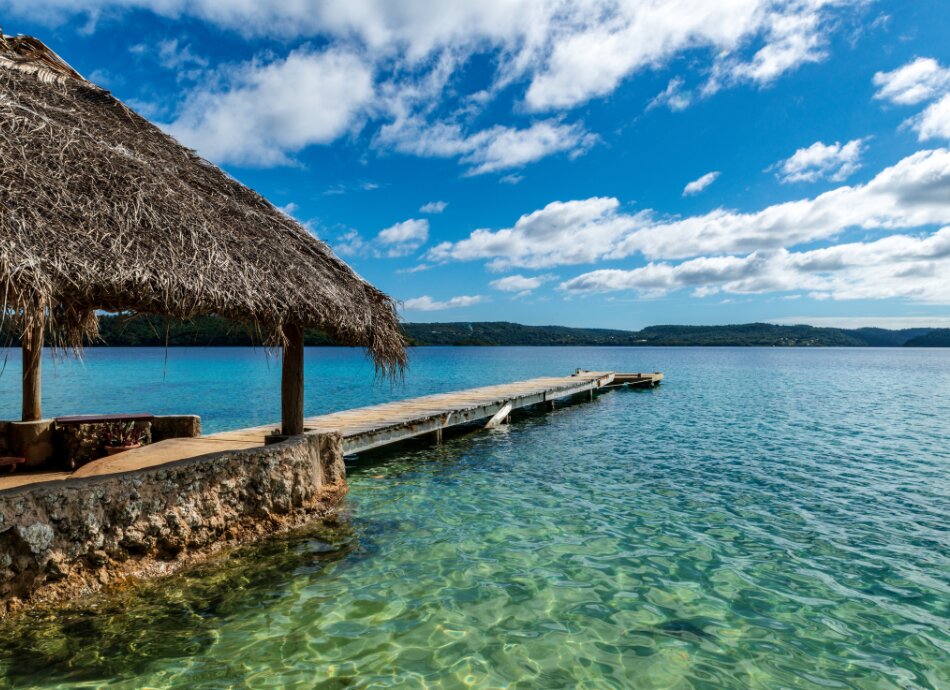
left=0, top=33, right=406, bottom=374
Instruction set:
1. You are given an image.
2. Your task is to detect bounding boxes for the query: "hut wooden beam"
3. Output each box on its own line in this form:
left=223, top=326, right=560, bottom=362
left=21, top=309, right=44, bottom=421
left=281, top=324, right=305, bottom=436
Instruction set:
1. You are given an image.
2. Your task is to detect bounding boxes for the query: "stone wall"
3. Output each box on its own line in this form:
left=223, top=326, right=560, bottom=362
left=0, top=431, right=345, bottom=612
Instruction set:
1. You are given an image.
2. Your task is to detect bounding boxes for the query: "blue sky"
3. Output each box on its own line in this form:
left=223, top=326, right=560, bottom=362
left=8, top=0, right=950, bottom=329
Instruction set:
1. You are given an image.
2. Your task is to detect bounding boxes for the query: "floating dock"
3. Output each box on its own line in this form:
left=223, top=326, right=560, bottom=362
left=2, top=370, right=661, bottom=487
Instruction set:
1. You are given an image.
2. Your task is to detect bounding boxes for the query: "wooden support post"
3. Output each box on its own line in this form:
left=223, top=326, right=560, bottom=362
left=547, top=400, right=555, bottom=411
left=281, top=323, right=305, bottom=436
left=21, top=310, right=44, bottom=422
left=433, top=427, right=443, bottom=444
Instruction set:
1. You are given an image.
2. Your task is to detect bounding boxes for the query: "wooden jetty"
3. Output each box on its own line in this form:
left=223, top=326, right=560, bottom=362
left=4, top=370, right=661, bottom=486
left=308, top=369, right=661, bottom=454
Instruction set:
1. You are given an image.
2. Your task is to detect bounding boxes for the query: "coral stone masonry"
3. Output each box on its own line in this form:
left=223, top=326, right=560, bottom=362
left=0, top=431, right=346, bottom=613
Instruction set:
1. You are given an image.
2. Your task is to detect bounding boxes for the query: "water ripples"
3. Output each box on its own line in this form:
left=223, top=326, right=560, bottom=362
left=0, top=347, right=947, bottom=688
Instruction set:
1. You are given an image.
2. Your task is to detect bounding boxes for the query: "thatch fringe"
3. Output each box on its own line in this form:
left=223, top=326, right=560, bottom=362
left=0, top=33, right=407, bottom=376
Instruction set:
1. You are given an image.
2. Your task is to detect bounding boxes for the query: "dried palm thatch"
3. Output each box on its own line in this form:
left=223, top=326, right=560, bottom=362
left=0, top=32, right=407, bottom=375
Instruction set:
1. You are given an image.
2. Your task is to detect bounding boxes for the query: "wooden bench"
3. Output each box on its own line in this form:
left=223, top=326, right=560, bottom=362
left=0, top=457, right=27, bottom=473
left=54, top=413, right=155, bottom=426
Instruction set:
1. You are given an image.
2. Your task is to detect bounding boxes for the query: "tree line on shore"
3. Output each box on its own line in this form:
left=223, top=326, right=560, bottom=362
left=4, top=315, right=945, bottom=347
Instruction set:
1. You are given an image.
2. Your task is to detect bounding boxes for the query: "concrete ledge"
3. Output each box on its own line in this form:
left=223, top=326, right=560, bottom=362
left=0, top=430, right=345, bottom=612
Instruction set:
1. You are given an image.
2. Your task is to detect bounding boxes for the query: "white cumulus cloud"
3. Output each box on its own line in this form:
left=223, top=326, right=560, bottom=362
left=615, top=148, right=950, bottom=260
left=402, top=295, right=484, bottom=311
left=648, top=78, right=692, bottom=112
left=560, top=227, right=950, bottom=303
left=912, top=94, right=950, bottom=142
left=377, top=118, right=597, bottom=175
left=335, top=218, right=430, bottom=258
left=522, top=0, right=849, bottom=110
left=682, top=171, right=720, bottom=196
left=164, top=49, right=374, bottom=166
left=873, top=57, right=950, bottom=105
left=376, top=219, right=430, bottom=257
left=771, top=139, right=866, bottom=183
left=708, top=8, right=827, bottom=92
left=428, top=197, right=647, bottom=270
left=427, top=148, right=950, bottom=269
left=12, top=1, right=875, bottom=173
left=14, top=0, right=864, bottom=114
left=419, top=200, right=448, bottom=214
left=489, top=274, right=555, bottom=293
left=873, top=58, right=950, bottom=144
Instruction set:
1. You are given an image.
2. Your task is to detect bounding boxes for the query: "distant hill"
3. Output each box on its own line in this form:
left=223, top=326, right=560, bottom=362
left=405, top=321, right=941, bottom=347
left=400, top=322, right=644, bottom=346
left=847, top=327, right=934, bottom=347
left=634, top=323, right=866, bottom=347
left=2, top=316, right=944, bottom=347
left=904, top=329, right=950, bottom=347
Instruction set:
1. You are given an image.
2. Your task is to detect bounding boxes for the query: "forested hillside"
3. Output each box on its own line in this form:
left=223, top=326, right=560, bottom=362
left=2, top=316, right=943, bottom=347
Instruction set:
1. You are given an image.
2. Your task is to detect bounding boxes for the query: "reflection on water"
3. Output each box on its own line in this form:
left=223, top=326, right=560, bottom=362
left=0, top=347, right=948, bottom=688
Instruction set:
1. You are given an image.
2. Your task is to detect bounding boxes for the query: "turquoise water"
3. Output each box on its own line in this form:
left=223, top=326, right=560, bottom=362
left=0, top=347, right=948, bottom=689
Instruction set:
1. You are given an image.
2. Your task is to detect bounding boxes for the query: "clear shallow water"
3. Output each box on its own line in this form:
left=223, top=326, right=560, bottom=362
left=0, top=347, right=948, bottom=689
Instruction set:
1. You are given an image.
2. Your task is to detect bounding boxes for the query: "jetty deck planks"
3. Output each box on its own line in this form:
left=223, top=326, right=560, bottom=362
left=4, top=370, right=661, bottom=486
left=310, top=370, right=623, bottom=454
